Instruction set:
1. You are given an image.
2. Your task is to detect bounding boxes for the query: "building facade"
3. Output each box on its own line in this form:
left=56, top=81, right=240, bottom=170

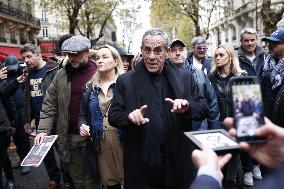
left=0, top=0, right=40, bottom=60
left=207, top=0, right=284, bottom=55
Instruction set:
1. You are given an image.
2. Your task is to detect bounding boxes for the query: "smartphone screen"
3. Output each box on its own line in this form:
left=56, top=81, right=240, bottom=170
left=231, top=77, right=266, bottom=143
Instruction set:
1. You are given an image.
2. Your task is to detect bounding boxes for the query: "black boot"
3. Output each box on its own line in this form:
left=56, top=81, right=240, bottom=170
left=107, top=184, right=121, bottom=189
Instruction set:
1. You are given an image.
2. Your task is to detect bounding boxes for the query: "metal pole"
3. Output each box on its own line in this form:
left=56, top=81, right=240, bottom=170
left=255, top=0, right=258, bottom=31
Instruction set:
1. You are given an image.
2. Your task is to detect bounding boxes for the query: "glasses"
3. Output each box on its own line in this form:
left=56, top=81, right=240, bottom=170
left=196, top=46, right=208, bottom=51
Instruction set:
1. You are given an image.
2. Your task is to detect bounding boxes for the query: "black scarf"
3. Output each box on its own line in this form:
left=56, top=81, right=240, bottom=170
left=132, top=60, right=182, bottom=168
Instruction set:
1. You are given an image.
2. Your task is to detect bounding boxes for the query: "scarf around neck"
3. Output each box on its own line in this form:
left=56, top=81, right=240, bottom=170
left=262, top=54, right=284, bottom=89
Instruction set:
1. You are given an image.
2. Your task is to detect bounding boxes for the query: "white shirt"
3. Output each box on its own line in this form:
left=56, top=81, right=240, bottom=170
left=193, top=55, right=203, bottom=70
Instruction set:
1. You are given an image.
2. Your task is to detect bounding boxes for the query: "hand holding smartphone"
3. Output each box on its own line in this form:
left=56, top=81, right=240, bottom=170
left=230, top=76, right=266, bottom=143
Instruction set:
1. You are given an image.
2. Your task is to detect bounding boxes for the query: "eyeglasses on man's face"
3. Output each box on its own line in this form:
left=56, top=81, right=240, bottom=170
left=196, top=46, right=208, bottom=52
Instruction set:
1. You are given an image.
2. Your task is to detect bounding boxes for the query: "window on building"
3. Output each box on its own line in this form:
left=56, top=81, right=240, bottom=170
left=225, top=31, right=229, bottom=42
left=41, top=10, right=48, bottom=22
left=26, top=3, right=32, bottom=13
left=231, top=25, right=237, bottom=41
left=28, top=31, right=34, bottom=43
left=8, top=0, right=12, bottom=7
left=42, top=27, right=48, bottom=38
left=0, top=26, right=4, bottom=38
left=10, top=29, right=15, bottom=40
left=18, top=0, right=22, bottom=10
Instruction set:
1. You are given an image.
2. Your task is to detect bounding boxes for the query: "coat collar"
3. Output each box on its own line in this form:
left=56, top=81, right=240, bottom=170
left=134, top=59, right=182, bottom=101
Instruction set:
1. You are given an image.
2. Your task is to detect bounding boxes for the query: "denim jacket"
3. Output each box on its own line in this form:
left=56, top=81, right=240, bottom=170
left=78, top=83, right=122, bottom=152
left=181, top=59, right=220, bottom=130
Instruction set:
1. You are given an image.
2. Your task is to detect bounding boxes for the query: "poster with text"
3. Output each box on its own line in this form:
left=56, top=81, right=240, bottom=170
left=21, top=135, right=58, bottom=167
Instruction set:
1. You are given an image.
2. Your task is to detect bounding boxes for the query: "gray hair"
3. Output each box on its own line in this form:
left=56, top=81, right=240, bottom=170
left=191, top=36, right=206, bottom=46
left=240, top=27, right=257, bottom=39
left=20, top=43, right=40, bottom=55
left=141, top=28, right=169, bottom=48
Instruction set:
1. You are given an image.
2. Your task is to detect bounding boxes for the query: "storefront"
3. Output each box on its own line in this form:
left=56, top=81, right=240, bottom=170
left=0, top=46, right=22, bottom=61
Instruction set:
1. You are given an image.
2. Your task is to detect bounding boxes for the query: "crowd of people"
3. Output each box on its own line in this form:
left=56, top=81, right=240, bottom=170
left=0, top=26, right=284, bottom=189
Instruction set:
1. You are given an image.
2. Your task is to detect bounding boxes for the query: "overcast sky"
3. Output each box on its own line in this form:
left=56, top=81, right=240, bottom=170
left=115, top=0, right=151, bottom=54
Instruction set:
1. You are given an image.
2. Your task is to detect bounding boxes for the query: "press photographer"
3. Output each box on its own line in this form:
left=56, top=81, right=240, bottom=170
left=3, top=55, right=27, bottom=77
left=0, top=55, right=31, bottom=184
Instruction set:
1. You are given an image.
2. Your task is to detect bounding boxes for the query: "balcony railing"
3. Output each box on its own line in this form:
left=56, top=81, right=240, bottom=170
left=10, top=39, right=17, bottom=44
left=40, top=18, right=48, bottom=22
left=0, top=2, right=40, bottom=28
left=0, top=37, right=6, bottom=43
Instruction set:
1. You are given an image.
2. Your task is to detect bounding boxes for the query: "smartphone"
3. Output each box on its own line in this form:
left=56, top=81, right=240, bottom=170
left=230, top=76, right=266, bottom=143
left=22, top=67, right=29, bottom=76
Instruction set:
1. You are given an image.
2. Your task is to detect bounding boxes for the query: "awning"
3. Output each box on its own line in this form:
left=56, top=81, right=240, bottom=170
left=0, top=46, right=22, bottom=61
left=40, top=41, right=55, bottom=60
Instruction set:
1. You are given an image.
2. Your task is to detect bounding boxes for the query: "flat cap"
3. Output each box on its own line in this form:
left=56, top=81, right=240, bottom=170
left=61, top=35, right=91, bottom=54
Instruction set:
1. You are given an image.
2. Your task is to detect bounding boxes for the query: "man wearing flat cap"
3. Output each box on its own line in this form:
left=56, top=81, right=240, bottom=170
left=35, top=35, right=98, bottom=189
left=260, top=28, right=284, bottom=129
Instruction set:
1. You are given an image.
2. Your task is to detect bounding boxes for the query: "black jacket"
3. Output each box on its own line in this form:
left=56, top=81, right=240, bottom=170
left=190, top=164, right=284, bottom=189
left=209, top=73, right=238, bottom=122
left=0, top=79, right=20, bottom=131
left=273, top=84, right=284, bottom=127
left=237, top=45, right=265, bottom=76
left=109, top=60, right=208, bottom=189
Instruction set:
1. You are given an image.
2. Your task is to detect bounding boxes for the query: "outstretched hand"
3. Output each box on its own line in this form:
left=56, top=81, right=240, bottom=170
left=224, top=117, right=284, bottom=169
left=165, top=98, right=189, bottom=113
left=128, top=105, right=149, bottom=125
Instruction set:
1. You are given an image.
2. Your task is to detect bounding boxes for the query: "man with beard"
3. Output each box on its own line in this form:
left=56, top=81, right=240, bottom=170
left=21, top=44, right=62, bottom=189
left=34, top=35, right=98, bottom=189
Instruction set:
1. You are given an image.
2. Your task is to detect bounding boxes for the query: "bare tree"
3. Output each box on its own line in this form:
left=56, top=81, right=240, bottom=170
left=261, top=0, right=284, bottom=35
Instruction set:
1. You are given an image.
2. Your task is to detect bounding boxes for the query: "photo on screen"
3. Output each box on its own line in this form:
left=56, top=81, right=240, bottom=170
left=232, top=83, right=264, bottom=137
left=193, top=132, right=238, bottom=148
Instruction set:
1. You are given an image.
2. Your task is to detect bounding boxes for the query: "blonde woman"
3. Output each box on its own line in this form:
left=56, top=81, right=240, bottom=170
left=209, top=44, right=246, bottom=121
left=209, top=44, right=246, bottom=187
left=78, top=45, right=124, bottom=189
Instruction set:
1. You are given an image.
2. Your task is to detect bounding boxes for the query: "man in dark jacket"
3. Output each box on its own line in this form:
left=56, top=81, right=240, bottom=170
left=21, top=43, right=62, bottom=189
left=109, top=28, right=208, bottom=189
left=237, top=27, right=265, bottom=76
left=3, top=55, right=31, bottom=175
left=0, top=70, right=26, bottom=189
left=262, top=29, right=284, bottom=127
left=187, top=36, right=212, bottom=75
left=237, top=28, right=265, bottom=186
left=167, top=39, right=219, bottom=130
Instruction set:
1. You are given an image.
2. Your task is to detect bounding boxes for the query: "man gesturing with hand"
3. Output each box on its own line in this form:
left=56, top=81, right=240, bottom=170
left=109, top=28, right=208, bottom=189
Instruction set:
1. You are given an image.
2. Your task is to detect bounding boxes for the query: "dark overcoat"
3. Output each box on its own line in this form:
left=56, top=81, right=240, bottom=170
left=109, top=60, right=208, bottom=189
